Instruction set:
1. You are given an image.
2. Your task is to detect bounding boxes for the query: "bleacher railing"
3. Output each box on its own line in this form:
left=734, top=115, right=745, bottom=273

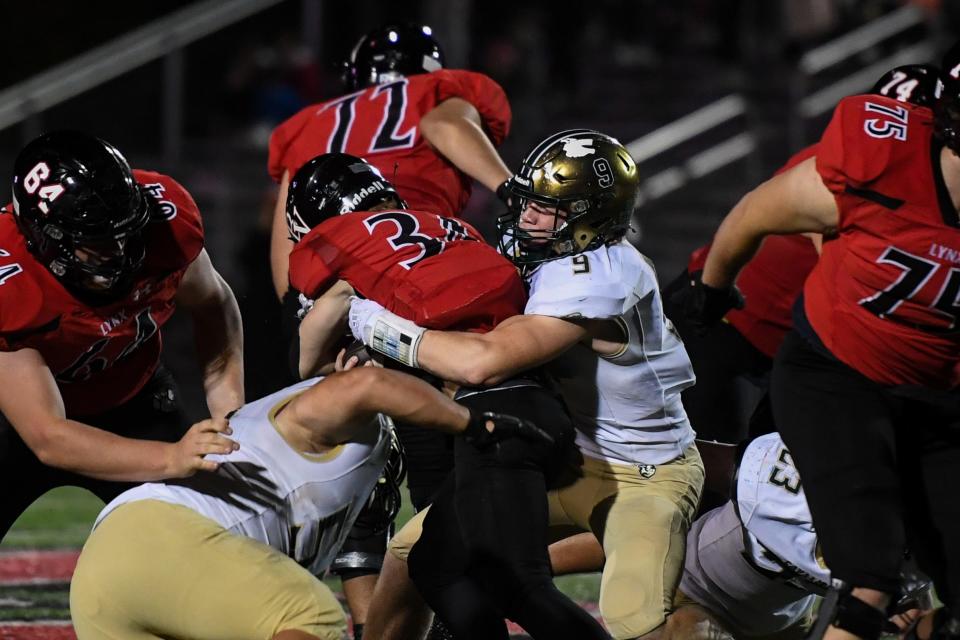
left=626, top=94, right=758, bottom=206
left=788, top=4, right=934, bottom=149
left=0, top=0, right=286, bottom=162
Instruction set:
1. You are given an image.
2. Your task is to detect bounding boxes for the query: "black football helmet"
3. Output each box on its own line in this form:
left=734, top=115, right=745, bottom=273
left=936, top=41, right=960, bottom=153
left=871, top=63, right=939, bottom=107
left=350, top=425, right=407, bottom=537
left=12, top=131, right=150, bottom=295
left=286, top=152, right=405, bottom=243
left=343, top=24, right=444, bottom=91
left=497, top=129, right=641, bottom=266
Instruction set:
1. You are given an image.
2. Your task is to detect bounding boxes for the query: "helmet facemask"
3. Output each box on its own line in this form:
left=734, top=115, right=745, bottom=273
left=935, top=41, right=960, bottom=154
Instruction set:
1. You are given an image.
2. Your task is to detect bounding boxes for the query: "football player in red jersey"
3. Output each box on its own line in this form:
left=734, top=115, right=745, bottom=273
left=665, top=63, right=939, bottom=447
left=691, top=45, right=960, bottom=640
left=287, top=153, right=610, bottom=640
left=0, top=131, right=244, bottom=540
left=286, top=153, right=526, bottom=640
left=267, top=23, right=513, bottom=300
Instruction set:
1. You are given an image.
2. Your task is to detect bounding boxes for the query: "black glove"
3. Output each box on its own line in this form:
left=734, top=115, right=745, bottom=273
left=463, top=410, right=555, bottom=448
left=671, top=270, right=745, bottom=337
left=495, top=177, right=514, bottom=207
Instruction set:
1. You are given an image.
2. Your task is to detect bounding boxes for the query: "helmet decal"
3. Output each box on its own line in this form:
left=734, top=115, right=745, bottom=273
left=561, top=137, right=596, bottom=158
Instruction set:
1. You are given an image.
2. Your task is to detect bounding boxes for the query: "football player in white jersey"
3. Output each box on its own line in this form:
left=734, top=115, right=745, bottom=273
left=69, top=364, right=549, bottom=640
left=350, top=129, right=705, bottom=640
left=667, top=432, right=934, bottom=640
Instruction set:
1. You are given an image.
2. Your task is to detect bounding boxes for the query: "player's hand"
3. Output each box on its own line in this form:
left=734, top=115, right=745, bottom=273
left=348, top=296, right=388, bottom=345
left=669, top=270, right=745, bottom=336
left=166, top=418, right=239, bottom=478
left=463, top=410, right=555, bottom=449
left=335, top=340, right=377, bottom=371
left=496, top=176, right=516, bottom=207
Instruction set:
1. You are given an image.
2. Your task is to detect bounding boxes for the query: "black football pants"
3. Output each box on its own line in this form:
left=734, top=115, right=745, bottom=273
left=407, top=385, right=610, bottom=640
left=771, top=331, right=960, bottom=611
left=0, top=365, right=189, bottom=542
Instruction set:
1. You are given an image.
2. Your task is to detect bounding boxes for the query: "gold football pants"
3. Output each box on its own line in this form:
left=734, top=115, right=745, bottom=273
left=390, top=444, right=704, bottom=639
left=70, top=500, right=347, bottom=640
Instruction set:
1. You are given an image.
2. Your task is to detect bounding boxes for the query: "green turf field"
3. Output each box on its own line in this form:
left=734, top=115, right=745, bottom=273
left=1, top=485, right=602, bottom=601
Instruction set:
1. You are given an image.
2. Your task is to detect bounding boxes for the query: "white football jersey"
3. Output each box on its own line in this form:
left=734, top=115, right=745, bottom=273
left=525, top=239, right=696, bottom=465
left=737, top=433, right=830, bottom=591
left=97, top=378, right=391, bottom=576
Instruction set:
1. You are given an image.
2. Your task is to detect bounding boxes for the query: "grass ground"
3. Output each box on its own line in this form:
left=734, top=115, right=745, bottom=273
left=0, top=485, right=601, bottom=632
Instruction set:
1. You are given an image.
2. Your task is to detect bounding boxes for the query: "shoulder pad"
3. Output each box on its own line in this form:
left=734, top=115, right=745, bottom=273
left=136, top=171, right=204, bottom=273
left=0, top=254, right=52, bottom=343
left=267, top=104, right=316, bottom=182
left=288, top=229, right=337, bottom=299
left=432, top=70, right=511, bottom=146
left=816, top=95, right=930, bottom=192
left=525, top=243, right=650, bottom=319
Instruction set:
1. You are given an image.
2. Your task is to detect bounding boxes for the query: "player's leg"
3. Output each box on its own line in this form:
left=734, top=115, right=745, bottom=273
left=772, top=332, right=902, bottom=639
left=549, top=530, right=605, bottom=575
left=583, top=446, right=704, bottom=640
left=394, top=420, right=453, bottom=511
left=661, top=603, right=734, bottom=640
left=70, top=499, right=347, bottom=640
left=906, top=399, right=960, bottom=635
left=407, top=479, right=510, bottom=640
left=451, top=386, right=611, bottom=639
left=364, top=552, right=432, bottom=640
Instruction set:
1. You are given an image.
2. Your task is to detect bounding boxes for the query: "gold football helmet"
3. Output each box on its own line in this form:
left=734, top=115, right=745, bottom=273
left=497, top=129, right=640, bottom=265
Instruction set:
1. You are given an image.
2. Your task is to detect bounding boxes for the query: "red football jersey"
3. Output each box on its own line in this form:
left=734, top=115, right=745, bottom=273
left=0, top=170, right=204, bottom=415
left=269, top=70, right=511, bottom=218
left=288, top=208, right=525, bottom=333
left=805, top=95, right=960, bottom=388
left=688, top=145, right=820, bottom=357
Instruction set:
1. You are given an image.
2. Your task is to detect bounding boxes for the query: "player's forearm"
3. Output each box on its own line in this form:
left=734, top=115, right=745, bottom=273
left=417, top=330, right=516, bottom=386
left=359, top=368, right=470, bottom=435
left=421, top=117, right=511, bottom=192
left=270, top=174, right=293, bottom=300
left=30, top=419, right=176, bottom=482
left=191, top=281, right=245, bottom=418
left=298, top=282, right=353, bottom=378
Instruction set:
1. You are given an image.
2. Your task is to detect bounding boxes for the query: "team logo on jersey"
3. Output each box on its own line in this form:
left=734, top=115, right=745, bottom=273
left=561, top=137, right=596, bottom=158
left=638, top=464, right=656, bottom=479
